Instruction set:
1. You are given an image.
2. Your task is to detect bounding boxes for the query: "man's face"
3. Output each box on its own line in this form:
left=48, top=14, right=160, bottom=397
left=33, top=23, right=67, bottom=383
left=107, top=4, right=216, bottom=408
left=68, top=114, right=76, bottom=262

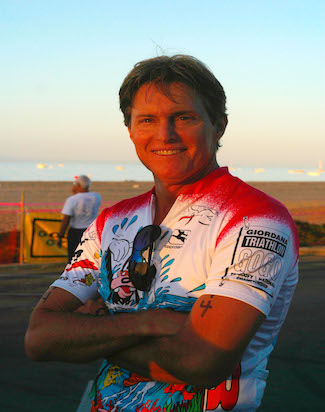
left=128, top=82, right=223, bottom=187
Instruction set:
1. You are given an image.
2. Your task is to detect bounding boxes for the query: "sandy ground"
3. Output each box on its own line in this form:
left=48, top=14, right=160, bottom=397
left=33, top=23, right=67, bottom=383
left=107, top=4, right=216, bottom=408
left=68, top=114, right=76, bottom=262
left=0, top=256, right=324, bottom=411
left=1, top=181, right=325, bottom=233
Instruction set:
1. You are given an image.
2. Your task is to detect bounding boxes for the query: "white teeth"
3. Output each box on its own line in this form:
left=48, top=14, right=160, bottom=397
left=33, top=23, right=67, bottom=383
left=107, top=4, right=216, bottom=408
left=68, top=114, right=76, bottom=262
left=154, top=150, right=183, bottom=155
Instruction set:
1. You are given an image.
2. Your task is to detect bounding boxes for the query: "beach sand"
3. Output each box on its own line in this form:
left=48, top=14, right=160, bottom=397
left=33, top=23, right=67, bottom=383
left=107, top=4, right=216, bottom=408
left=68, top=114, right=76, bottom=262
left=1, top=181, right=324, bottom=232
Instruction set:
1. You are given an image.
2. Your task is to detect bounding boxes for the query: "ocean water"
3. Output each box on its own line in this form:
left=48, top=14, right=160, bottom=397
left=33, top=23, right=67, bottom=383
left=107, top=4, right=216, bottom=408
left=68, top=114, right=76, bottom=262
left=0, top=160, right=324, bottom=182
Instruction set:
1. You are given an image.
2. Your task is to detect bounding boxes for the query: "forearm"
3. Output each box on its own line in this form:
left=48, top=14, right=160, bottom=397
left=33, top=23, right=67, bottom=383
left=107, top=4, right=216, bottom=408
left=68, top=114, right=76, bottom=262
left=25, top=304, right=186, bottom=363
left=58, top=215, right=70, bottom=238
left=109, top=323, right=231, bottom=387
left=108, top=294, right=265, bottom=387
left=26, top=310, right=149, bottom=363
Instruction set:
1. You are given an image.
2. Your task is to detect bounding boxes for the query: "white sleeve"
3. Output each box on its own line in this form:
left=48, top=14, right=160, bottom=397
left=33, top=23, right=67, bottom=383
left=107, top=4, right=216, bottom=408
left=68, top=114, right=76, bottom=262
left=61, top=196, right=74, bottom=216
left=51, top=220, right=101, bottom=303
left=205, top=217, right=298, bottom=316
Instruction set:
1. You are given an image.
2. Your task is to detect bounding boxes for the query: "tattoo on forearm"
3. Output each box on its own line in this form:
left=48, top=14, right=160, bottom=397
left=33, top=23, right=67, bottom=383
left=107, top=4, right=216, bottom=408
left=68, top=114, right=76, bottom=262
left=200, top=297, right=213, bottom=317
left=41, top=287, right=57, bottom=302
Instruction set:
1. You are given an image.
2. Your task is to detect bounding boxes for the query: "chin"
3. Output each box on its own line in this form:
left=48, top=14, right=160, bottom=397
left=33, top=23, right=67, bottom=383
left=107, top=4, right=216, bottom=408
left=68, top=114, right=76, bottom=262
left=154, top=169, right=190, bottom=184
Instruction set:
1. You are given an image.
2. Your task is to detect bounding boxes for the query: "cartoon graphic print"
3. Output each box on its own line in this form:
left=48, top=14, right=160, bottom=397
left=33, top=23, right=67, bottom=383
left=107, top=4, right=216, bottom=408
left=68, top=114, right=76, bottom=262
left=99, top=215, right=141, bottom=308
left=91, top=363, right=206, bottom=412
left=93, top=217, right=209, bottom=411
left=66, top=259, right=98, bottom=272
left=206, top=363, right=241, bottom=411
left=103, top=366, right=123, bottom=388
left=179, top=204, right=218, bottom=226
left=73, top=272, right=95, bottom=286
left=147, top=230, right=204, bottom=312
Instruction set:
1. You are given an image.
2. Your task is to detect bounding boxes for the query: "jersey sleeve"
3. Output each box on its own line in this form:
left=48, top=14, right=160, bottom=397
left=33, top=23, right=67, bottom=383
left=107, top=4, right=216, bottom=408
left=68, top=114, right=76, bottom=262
left=205, top=215, right=299, bottom=316
left=51, top=219, right=102, bottom=303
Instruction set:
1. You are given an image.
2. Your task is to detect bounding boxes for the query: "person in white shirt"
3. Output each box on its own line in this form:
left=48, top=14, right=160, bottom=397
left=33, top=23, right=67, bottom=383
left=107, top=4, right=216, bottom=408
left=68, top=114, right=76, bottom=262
left=57, top=175, right=101, bottom=262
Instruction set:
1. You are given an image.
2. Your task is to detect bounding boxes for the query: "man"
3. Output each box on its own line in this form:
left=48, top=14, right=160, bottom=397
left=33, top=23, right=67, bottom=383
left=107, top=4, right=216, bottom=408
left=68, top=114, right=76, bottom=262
left=57, top=175, right=101, bottom=262
left=25, top=55, right=299, bottom=411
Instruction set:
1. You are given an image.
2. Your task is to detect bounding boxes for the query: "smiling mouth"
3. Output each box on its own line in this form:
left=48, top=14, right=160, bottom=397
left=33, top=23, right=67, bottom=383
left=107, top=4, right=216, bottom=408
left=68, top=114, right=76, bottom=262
left=153, top=149, right=186, bottom=156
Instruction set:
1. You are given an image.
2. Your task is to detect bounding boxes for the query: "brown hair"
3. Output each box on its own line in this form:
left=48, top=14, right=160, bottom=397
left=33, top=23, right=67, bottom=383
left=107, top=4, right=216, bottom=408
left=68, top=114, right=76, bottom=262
left=119, top=55, right=227, bottom=129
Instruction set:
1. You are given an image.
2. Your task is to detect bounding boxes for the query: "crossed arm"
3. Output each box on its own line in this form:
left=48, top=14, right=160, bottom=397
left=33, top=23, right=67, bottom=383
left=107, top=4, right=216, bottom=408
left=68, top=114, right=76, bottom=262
left=25, top=286, right=264, bottom=387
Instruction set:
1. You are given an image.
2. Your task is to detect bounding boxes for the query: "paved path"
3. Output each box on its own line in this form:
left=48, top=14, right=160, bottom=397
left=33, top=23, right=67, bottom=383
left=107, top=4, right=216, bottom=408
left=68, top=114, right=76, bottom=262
left=0, top=257, right=324, bottom=411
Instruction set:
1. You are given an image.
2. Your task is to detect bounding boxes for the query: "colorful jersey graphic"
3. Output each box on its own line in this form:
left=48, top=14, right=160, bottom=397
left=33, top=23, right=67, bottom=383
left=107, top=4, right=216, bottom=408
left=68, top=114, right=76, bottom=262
left=51, top=167, right=299, bottom=411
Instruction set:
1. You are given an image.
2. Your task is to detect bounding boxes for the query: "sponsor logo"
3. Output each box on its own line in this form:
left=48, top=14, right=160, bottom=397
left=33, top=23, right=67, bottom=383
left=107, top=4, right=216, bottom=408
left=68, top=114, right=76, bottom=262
left=229, top=272, right=275, bottom=289
left=170, top=229, right=190, bottom=244
left=246, top=229, right=288, bottom=244
left=165, top=229, right=191, bottom=249
left=242, top=235, right=286, bottom=257
left=234, top=249, right=282, bottom=281
left=228, top=247, right=283, bottom=296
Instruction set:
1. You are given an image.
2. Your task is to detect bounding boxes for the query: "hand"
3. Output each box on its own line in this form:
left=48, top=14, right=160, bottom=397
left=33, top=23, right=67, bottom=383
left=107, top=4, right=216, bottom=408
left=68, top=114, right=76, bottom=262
left=74, top=297, right=108, bottom=316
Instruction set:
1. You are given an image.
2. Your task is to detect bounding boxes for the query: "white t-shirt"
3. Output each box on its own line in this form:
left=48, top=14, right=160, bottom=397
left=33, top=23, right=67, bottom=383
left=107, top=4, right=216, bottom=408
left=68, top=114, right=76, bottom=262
left=52, top=168, right=299, bottom=411
left=61, top=192, right=101, bottom=229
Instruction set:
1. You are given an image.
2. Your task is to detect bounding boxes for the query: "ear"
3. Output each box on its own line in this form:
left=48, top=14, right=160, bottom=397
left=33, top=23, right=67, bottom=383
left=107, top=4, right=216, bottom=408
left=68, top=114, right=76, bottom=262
left=215, top=116, right=228, bottom=141
left=128, top=127, right=134, bottom=142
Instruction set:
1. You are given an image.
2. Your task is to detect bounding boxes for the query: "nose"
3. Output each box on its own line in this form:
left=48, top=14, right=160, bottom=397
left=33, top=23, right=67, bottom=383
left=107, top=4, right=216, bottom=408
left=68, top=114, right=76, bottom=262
left=157, top=119, right=178, bottom=142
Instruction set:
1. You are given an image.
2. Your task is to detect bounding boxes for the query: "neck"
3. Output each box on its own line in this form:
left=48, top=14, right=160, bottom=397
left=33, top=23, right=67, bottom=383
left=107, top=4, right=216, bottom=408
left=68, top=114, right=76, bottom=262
left=152, top=183, right=177, bottom=225
left=153, top=162, right=219, bottom=225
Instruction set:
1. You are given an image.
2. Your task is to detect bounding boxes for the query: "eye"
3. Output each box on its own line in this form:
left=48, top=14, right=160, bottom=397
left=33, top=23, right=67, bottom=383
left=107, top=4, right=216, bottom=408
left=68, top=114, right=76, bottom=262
left=139, top=118, right=153, bottom=124
left=176, top=114, right=197, bottom=123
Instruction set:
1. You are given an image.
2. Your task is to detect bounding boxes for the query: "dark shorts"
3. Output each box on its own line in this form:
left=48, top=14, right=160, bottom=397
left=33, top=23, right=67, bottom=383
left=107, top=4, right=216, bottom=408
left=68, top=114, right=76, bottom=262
left=67, top=227, right=86, bottom=262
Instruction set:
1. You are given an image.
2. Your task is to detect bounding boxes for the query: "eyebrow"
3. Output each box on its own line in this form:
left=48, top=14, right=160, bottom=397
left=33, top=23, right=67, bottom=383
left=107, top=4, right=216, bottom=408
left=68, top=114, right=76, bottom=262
left=135, top=110, right=197, bottom=119
left=134, top=114, right=156, bottom=119
left=172, top=110, right=197, bottom=117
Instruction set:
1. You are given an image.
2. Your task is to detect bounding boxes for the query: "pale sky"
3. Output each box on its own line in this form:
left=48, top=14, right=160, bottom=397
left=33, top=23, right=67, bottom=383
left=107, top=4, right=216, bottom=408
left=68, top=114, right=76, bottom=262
left=1, top=0, right=324, bottom=168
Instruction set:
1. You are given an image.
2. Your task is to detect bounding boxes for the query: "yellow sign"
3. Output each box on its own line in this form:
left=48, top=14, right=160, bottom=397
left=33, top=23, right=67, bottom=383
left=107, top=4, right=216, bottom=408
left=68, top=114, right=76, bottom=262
left=23, top=212, right=68, bottom=263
